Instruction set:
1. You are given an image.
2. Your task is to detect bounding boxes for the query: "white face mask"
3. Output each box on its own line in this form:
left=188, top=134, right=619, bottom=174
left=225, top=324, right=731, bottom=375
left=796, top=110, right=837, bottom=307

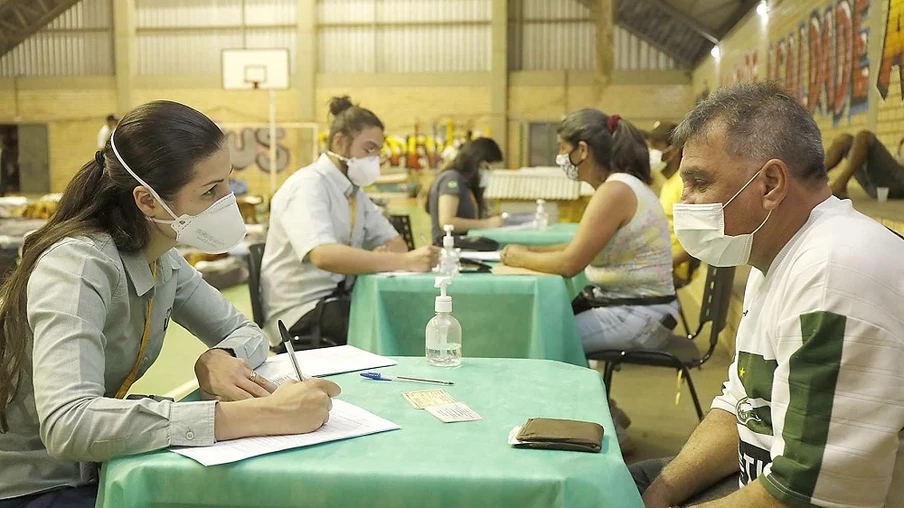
left=649, top=149, right=666, bottom=173
left=672, top=168, right=772, bottom=267
left=329, top=151, right=381, bottom=187
left=555, top=151, right=580, bottom=181
left=110, top=130, right=247, bottom=255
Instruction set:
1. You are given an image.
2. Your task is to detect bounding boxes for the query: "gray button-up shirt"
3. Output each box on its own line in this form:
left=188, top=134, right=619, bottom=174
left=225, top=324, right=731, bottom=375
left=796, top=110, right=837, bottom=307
left=260, top=154, right=399, bottom=343
left=0, top=233, right=268, bottom=500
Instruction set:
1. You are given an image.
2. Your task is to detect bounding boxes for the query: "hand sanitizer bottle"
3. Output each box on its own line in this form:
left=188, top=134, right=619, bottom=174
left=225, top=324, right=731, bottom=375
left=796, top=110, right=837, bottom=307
left=437, top=225, right=460, bottom=277
left=426, top=277, right=462, bottom=367
left=535, top=199, right=549, bottom=232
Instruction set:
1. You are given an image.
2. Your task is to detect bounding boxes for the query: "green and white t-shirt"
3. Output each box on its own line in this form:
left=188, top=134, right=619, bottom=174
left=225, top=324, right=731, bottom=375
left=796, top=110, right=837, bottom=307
left=712, top=196, right=904, bottom=508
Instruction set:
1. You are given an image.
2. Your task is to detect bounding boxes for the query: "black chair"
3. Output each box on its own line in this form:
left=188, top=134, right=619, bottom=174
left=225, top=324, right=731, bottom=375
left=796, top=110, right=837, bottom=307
left=246, top=243, right=267, bottom=328
left=246, top=243, right=333, bottom=351
left=587, top=265, right=736, bottom=421
left=674, top=257, right=703, bottom=337
left=388, top=214, right=416, bottom=250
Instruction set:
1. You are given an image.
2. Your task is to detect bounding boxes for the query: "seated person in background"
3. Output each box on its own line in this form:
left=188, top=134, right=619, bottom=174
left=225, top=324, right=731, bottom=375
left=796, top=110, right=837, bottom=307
left=501, top=111, right=678, bottom=354
left=0, top=101, right=339, bottom=508
left=261, top=96, right=439, bottom=349
left=634, top=82, right=904, bottom=508
left=649, top=121, right=696, bottom=285
left=426, top=137, right=506, bottom=244
left=824, top=129, right=904, bottom=199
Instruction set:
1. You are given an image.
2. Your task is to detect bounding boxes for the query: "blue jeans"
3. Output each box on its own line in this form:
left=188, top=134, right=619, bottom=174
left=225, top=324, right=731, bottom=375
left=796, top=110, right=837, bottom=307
left=630, top=457, right=738, bottom=506
left=0, top=485, right=97, bottom=508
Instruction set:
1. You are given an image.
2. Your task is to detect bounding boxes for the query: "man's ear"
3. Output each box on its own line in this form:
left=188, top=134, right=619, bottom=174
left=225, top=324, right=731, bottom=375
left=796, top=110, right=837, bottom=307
left=761, top=159, right=789, bottom=211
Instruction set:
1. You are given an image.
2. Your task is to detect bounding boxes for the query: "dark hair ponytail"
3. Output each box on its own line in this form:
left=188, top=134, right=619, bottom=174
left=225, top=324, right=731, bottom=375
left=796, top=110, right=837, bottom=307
left=557, top=108, right=652, bottom=184
left=0, top=100, right=224, bottom=432
left=610, top=119, right=653, bottom=185
left=326, top=95, right=384, bottom=152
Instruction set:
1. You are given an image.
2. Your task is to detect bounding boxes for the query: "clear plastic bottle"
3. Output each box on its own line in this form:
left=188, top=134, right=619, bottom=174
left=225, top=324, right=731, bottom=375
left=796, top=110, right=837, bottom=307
left=535, top=199, right=549, bottom=232
left=437, top=224, right=460, bottom=277
left=426, top=277, right=462, bottom=367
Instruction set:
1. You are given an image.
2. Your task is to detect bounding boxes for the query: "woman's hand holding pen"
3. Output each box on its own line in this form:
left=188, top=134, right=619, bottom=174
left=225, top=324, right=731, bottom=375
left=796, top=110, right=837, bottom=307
left=214, top=378, right=342, bottom=441
left=195, top=348, right=278, bottom=401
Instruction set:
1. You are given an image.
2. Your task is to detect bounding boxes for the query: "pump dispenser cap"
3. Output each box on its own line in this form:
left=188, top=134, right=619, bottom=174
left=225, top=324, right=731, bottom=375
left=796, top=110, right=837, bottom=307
left=442, top=225, right=455, bottom=249
left=435, top=277, right=453, bottom=312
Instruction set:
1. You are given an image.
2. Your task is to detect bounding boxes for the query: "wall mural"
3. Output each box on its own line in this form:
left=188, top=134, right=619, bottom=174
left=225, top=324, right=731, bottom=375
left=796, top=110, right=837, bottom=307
left=767, top=0, right=870, bottom=124
left=723, top=50, right=760, bottom=87
left=224, top=127, right=291, bottom=174
left=877, top=0, right=904, bottom=99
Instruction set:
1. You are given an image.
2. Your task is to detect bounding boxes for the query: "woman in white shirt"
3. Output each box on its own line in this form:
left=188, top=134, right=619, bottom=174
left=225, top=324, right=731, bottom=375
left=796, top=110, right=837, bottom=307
left=0, top=100, right=339, bottom=507
left=501, top=110, right=677, bottom=353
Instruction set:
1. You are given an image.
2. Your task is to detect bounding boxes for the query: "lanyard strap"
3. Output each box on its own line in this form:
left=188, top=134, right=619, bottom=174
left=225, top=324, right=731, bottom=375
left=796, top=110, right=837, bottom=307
left=348, top=195, right=357, bottom=245
left=115, top=261, right=158, bottom=399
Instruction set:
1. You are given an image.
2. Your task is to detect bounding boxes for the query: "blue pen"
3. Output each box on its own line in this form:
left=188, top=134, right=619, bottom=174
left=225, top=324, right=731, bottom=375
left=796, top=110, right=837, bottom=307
left=361, top=372, right=453, bottom=386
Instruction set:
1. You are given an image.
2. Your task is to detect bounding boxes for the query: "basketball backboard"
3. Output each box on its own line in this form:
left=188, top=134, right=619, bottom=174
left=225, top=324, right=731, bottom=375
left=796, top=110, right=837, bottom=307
left=221, top=48, right=290, bottom=90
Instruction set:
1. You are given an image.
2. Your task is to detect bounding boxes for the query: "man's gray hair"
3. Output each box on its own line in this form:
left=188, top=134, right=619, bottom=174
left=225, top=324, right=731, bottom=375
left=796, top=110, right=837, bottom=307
left=672, top=82, right=827, bottom=182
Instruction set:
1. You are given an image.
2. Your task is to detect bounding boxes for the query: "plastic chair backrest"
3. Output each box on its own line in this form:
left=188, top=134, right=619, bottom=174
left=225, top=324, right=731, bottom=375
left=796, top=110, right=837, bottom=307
left=247, top=243, right=266, bottom=327
left=696, top=265, right=736, bottom=363
left=388, top=214, right=416, bottom=250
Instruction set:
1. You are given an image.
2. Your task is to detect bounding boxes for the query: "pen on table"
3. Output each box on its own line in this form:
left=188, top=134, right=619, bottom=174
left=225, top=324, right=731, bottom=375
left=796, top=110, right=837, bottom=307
left=360, top=371, right=453, bottom=385
left=278, top=319, right=309, bottom=381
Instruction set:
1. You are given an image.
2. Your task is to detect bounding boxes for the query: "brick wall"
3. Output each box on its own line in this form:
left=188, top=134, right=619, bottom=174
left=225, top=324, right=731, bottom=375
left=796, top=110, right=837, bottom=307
left=1, top=77, right=691, bottom=193
left=6, top=87, right=118, bottom=192
left=507, top=83, right=692, bottom=168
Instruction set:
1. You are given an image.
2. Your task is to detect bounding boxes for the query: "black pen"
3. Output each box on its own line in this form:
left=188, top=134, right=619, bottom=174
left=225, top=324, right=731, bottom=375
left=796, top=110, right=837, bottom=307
left=278, top=320, right=308, bottom=381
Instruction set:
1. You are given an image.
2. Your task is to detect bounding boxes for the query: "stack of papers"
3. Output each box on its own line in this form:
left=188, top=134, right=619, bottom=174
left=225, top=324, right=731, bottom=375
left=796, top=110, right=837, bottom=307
left=172, top=400, right=399, bottom=466
left=254, top=345, right=397, bottom=385
left=459, top=251, right=501, bottom=262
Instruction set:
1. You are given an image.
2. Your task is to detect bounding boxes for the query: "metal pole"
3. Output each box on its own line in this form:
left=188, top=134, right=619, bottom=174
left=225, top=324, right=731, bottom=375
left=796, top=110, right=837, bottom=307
left=269, top=88, right=277, bottom=197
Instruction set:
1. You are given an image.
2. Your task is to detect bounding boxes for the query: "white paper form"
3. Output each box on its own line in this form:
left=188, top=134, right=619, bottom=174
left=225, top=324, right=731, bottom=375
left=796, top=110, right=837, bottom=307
left=171, top=400, right=399, bottom=466
left=254, top=345, right=397, bottom=385
left=458, top=251, right=501, bottom=262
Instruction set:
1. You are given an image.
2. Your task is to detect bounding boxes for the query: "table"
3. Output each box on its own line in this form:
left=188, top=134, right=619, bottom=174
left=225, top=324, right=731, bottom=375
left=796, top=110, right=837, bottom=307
left=98, top=357, right=644, bottom=508
left=348, top=271, right=588, bottom=367
left=468, top=223, right=579, bottom=247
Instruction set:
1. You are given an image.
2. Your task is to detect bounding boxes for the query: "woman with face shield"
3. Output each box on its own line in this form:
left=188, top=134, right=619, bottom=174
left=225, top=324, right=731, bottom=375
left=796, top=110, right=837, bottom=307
left=0, top=101, right=341, bottom=507
left=426, top=137, right=506, bottom=244
left=260, top=96, right=439, bottom=350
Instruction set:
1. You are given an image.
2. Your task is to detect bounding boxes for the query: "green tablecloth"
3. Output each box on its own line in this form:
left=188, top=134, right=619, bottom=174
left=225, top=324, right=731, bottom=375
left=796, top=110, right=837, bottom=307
left=98, top=357, right=644, bottom=508
left=348, top=272, right=588, bottom=367
left=468, top=223, right=579, bottom=247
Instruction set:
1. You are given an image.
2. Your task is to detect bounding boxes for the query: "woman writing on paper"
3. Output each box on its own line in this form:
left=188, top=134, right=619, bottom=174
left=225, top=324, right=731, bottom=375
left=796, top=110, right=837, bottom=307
left=0, top=101, right=340, bottom=507
left=501, top=111, right=677, bottom=353
left=426, top=137, right=506, bottom=244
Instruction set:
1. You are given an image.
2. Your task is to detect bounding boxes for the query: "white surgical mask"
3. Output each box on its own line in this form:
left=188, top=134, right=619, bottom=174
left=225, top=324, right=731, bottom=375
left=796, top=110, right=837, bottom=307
left=672, top=168, right=772, bottom=267
left=556, top=151, right=580, bottom=181
left=649, top=149, right=666, bottom=173
left=329, top=151, right=381, bottom=187
left=110, top=130, right=247, bottom=255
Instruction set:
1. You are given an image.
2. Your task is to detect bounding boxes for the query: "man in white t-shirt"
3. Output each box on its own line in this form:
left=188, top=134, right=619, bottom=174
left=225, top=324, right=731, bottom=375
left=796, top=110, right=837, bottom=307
left=632, top=82, right=904, bottom=507
left=97, top=114, right=117, bottom=150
